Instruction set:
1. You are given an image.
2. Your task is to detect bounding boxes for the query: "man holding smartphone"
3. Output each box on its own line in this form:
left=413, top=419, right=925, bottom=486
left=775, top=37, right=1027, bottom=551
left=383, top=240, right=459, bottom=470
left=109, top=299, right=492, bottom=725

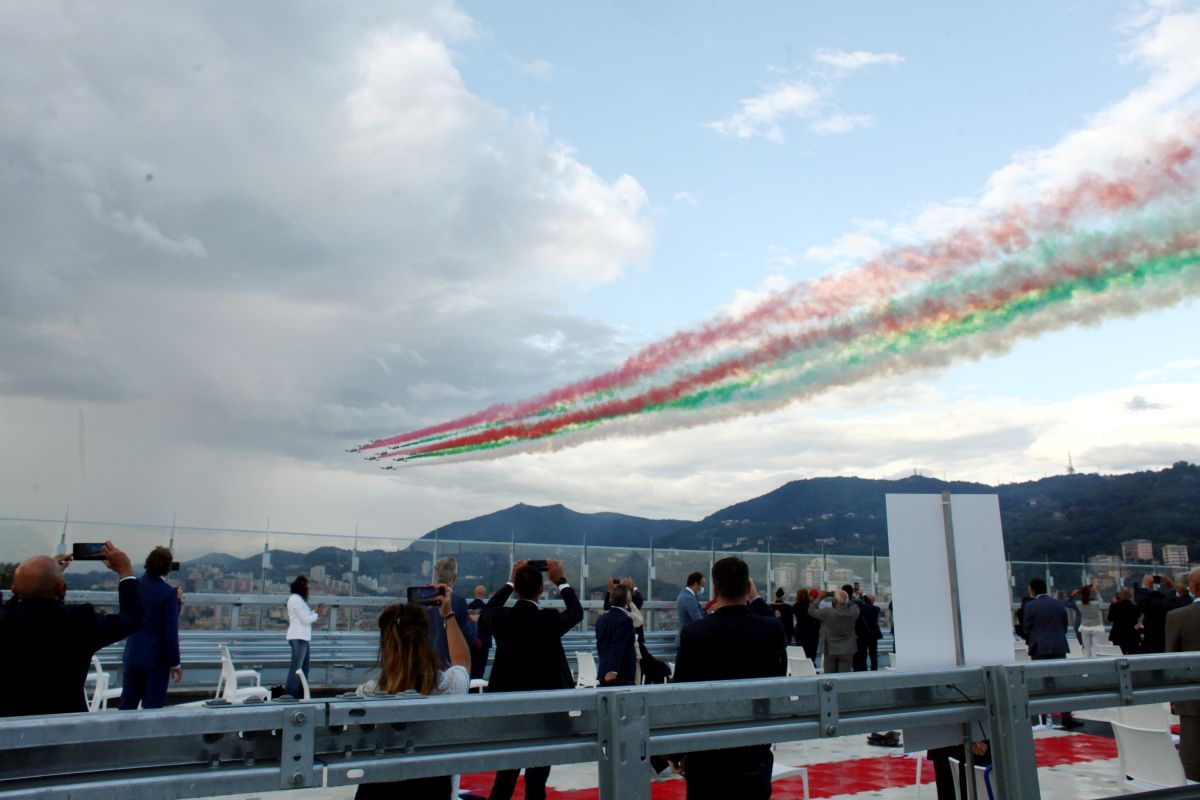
left=0, top=541, right=142, bottom=716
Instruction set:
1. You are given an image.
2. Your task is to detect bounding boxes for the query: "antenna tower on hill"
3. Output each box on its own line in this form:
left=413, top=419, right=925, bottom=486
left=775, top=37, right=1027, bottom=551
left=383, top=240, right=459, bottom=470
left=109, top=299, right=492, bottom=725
left=1067, top=452, right=1076, bottom=475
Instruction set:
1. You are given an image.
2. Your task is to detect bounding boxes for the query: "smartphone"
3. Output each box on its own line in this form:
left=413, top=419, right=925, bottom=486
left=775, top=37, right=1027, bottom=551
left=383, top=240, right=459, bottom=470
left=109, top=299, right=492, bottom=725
left=526, top=559, right=549, bottom=572
left=612, top=577, right=623, bottom=583
left=170, top=561, right=181, bottom=572
left=72, top=543, right=107, bottom=561
left=406, top=585, right=445, bottom=606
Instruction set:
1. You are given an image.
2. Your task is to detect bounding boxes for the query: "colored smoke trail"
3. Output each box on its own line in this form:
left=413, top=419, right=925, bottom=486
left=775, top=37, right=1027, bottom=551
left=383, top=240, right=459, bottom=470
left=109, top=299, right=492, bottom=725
left=357, top=129, right=1199, bottom=455
left=356, top=133, right=1200, bottom=465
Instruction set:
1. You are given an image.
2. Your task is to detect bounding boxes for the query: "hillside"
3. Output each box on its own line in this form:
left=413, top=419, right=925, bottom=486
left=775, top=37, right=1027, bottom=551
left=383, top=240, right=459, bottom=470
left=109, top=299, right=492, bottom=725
left=418, top=502, right=690, bottom=547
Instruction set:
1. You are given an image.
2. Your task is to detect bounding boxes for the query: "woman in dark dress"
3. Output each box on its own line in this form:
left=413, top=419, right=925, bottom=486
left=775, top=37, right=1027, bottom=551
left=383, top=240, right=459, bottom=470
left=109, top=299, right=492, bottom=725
left=771, top=588, right=795, bottom=643
left=1107, top=587, right=1142, bottom=654
left=792, top=588, right=821, bottom=660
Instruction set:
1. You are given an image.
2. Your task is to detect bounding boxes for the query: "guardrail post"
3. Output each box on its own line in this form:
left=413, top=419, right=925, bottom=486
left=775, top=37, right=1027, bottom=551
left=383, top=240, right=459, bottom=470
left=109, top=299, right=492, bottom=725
left=280, top=704, right=318, bottom=790
left=983, top=664, right=1040, bottom=800
left=597, top=689, right=650, bottom=800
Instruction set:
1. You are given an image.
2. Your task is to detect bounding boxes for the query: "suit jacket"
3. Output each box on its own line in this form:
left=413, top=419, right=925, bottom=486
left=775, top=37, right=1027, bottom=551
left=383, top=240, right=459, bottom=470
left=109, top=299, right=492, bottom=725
left=1135, top=588, right=1169, bottom=653
left=123, top=574, right=181, bottom=670
left=859, top=600, right=883, bottom=641
left=467, top=597, right=491, bottom=649
left=427, top=590, right=477, bottom=669
left=673, top=604, right=787, bottom=773
left=0, top=578, right=142, bottom=717
left=1107, top=599, right=1141, bottom=650
left=809, top=603, right=860, bottom=656
left=483, top=582, right=583, bottom=692
left=675, top=587, right=704, bottom=643
left=1166, top=601, right=1200, bottom=716
left=1022, top=594, right=1068, bottom=658
left=595, top=607, right=637, bottom=684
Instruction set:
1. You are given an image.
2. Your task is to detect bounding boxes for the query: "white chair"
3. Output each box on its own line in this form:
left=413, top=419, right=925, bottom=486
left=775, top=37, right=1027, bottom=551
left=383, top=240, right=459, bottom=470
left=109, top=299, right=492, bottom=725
left=1013, top=644, right=1030, bottom=663
left=574, top=651, right=599, bottom=689
left=771, top=761, right=810, bottom=799
left=469, top=678, right=488, bottom=693
left=86, top=657, right=123, bottom=712
left=1111, top=720, right=1195, bottom=790
left=1117, top=702, right=1171, bottom=730
left=215, top=644, right=270, bottom=703
left=948, top=756, right=995, bottom=800
left=787, top=653, right=817, bottom=677
left=1067, top=638, right=1084, bottom=658
left=294, top=669, right=311, bottom=701
left=1094, top=644, right=1123, bottom=657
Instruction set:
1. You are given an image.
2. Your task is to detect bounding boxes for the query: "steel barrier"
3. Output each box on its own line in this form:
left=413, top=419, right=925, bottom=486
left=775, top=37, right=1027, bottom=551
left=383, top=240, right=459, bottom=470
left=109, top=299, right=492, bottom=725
left=4, top=653, right=1200, bottom=799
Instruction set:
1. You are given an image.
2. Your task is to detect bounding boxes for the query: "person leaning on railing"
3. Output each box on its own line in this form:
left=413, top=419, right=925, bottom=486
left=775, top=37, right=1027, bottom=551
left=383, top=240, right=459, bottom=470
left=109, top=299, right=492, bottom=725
left=0, top=542, right=142, bottom=717
left=353, top=585, right=469, bottom=799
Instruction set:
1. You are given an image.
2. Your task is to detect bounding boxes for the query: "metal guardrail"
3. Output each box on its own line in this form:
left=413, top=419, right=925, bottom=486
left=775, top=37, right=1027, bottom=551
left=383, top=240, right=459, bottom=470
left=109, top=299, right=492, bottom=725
left=4, top=653, right=1200, bottom=799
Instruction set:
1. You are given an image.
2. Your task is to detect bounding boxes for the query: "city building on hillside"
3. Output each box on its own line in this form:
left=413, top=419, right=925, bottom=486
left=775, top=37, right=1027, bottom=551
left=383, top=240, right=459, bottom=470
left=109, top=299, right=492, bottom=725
left=1086, top=555, right=1121, bottom=592
left=774, top=564, right=798, bottom=591
left=1121, top=539, right=1154, bottom=562
left=310, top=564, right=326, bottom=581
left=1162, top=544, right=1190, bottom=569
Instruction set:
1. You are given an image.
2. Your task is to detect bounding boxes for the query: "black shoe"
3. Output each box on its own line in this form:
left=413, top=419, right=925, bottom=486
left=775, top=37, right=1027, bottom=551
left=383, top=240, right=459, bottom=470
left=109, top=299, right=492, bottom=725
left=1059, top=716, right=1084, bottom=729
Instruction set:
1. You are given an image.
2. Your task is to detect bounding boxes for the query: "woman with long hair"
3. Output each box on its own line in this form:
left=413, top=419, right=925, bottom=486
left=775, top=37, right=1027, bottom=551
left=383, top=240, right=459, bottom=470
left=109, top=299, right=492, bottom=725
left=285, top=576, right=323, bottom=698
left=1072, top=585, right=1106, bottom=657
left=355, top=584, right=469, bottom=799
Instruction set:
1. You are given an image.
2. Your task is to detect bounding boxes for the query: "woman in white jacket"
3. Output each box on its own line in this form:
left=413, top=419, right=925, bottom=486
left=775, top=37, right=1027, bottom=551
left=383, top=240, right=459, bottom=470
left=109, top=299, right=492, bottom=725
left=285, top=576, right=323, bottom=698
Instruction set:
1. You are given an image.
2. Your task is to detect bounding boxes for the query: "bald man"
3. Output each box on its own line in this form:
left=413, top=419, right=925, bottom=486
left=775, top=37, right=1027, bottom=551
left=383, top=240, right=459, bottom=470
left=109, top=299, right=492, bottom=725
left=0, top=542, right=142, bottom=717
left=1166, top=567, right=1200, bottom=780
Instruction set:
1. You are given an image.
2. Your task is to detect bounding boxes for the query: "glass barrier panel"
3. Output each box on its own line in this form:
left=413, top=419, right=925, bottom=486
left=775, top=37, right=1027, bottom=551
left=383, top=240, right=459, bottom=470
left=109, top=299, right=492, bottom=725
left=650, top=548, right=712, bottom=605
left=0, top=518, right=69, bottom=580
left=583, top=545, right=650, bottom=604
left=514, top=542, right=583, bottom=607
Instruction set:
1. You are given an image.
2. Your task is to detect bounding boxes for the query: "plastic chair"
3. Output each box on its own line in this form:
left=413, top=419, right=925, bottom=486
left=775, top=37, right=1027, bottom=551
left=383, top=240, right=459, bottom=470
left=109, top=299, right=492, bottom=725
left=216, top=644, right=270, bottom=703
left=86, top=657, right=123, bottom=712
left=1094, top=643, right=1123, bottom=657
left=1012, top=644, right=1030, bottom=663
left=1117, top=702, right=1171, bottom=730
left=574, top=651, right=599, bottom=689
left=948, top=756, right=995, bottom=800
left=1111, top=720, right=1194, bottom=789
left=469, top=678, right=488, bottom=693
left=771, top=761, right=810, bottom=799
left=1067, top=638, right=1084, bottom=658
left=787, top=653, right=817, bottom=677
left=294, top=669, right=311, bottom=701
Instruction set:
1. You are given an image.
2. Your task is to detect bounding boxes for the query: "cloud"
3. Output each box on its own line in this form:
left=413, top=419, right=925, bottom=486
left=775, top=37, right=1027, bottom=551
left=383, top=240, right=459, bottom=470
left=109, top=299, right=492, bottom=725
left=803, top=232, right=885, bottom=268
left=673, top=191, right=699, bottom=206
left=1135, top=358, right=1200, bottom=382
left=1125, top=394, right=1168, bottom=411
left=708, top=47, right=903, bottom=141
left=813, top=49, right=905, bottom=71
left=518, top=58, right=554, bottom=80
left=706, top=81, right=823, bottom=141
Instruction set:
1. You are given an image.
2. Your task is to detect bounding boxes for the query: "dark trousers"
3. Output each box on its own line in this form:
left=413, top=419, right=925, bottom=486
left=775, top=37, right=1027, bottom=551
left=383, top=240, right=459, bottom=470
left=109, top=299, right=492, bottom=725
left=119, top=664, right=170, bottom=709
left=928, top=743, right=992, bottom=800
left=285, top=639, right=310, bottom=698
left=684, top=750, right=773, bottom=800
left=489, top=766, right=550, bottom=800
left=355, top=776, right=450, bottom=799
left=853, top=639, right=879, bottom=671
left=1030, top=653, right=1075, bottom=725
left=1181, top=715, right=1200, bottom=782
left=470, top=644, right=490, bottom=681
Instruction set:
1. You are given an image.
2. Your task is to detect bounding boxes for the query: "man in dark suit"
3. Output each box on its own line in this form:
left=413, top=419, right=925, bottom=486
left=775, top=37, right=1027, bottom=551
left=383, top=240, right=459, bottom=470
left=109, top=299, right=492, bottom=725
left=120, top=546, right=182, bottom=709
left=671, top=557, right=787, bottom=800
left=483, top=559, right=583, bottom=800
left=1166, top=567, right=1200, bottom=780
left=1022, top=577, right=1081, bottom=728
left=466, top=584, right=492, bottom=681
left=596, top=584, right=637, bottom=685
left=0, top=542, right=142, bottom=717
left=427, top=557, right=476, bottom=669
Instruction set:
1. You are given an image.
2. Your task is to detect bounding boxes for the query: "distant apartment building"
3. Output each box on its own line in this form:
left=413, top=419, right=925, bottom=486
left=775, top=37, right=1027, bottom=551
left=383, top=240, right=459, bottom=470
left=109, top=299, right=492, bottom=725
left=1086, top=555, right=1121, bottom=591
left=1122, top=539, right=1154, bottom=562
left=1162, top=544, right=1190, bottom=569
left=309, top=564, right=326, bottom=581
left=773, top=563, right=799, bottom=592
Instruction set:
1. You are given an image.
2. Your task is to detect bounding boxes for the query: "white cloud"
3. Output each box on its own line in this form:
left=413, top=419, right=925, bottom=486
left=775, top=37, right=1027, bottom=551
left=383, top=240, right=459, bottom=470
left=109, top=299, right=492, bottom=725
left=706, top=80, right=823, bottom=141
left=518, top=58, right=554, bottom=80
left=708, top=46, right=903, bottom=141
left=673, top=191, right=699, bottom=206
left=1135, top=358, right=1200, bottom=382
left=813, top=48, right=905, bottom=71
left=803, top=232, right=885, bottom=267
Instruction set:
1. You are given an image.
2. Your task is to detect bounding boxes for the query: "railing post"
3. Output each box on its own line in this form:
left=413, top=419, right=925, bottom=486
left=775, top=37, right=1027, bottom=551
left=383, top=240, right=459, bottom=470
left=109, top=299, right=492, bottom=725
left=982, top=664, right=1041, bottom=799
left=230, top=603, right=241, bottom=631
left=596, top=689, right=651, bottom=800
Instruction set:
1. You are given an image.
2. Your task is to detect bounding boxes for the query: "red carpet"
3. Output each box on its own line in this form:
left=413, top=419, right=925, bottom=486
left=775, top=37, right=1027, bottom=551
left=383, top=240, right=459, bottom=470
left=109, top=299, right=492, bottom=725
left=458, top=732, right=1120, bottom=799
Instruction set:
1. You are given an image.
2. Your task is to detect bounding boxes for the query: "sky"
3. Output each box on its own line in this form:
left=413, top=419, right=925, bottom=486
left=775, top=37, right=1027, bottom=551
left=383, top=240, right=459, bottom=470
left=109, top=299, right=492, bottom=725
left=1, top=0, right=1198, bottom=551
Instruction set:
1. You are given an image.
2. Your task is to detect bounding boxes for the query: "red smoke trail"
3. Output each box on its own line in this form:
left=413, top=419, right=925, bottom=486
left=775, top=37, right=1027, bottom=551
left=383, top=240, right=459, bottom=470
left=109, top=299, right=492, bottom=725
left=405, top=228, right=1200, bottom=458
left=359, top=130, right=1197, bottom=452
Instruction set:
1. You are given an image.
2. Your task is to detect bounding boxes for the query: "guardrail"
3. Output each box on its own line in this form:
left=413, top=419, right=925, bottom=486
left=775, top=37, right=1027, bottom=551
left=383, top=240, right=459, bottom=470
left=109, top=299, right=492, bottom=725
left=4, top=653, right=1200, bottom=799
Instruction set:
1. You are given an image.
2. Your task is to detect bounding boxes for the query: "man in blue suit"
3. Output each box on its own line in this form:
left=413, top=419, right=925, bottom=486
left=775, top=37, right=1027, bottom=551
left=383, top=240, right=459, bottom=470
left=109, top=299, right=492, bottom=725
left=596, top=584, right=637, bottom=685
left=675, top=571, right=706, bottom=644
left=120, top=546, right=182, bottom=709
left=427, top=557, right=476, bottom=669
left=1022, top=577, right=1081, bottom=728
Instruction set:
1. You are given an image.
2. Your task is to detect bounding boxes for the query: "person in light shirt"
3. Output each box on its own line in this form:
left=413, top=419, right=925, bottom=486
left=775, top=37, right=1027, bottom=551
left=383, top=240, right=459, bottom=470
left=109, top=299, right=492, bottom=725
left=285, top=575, right=324, bottom=698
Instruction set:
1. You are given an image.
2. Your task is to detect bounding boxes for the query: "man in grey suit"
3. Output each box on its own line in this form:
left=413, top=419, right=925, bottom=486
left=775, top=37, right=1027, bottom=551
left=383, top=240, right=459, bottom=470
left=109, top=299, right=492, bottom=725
left=808, top=590, right=859, bottom=673
left=1166, top=567, right=1200, bottom=780
left=675, top=571, right=706, bottom=644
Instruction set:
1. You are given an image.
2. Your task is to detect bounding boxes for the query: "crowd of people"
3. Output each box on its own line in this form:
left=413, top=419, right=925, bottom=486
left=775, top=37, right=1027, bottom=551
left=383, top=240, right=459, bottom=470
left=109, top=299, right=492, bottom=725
left=8, top=541, right=1200, bottom=798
